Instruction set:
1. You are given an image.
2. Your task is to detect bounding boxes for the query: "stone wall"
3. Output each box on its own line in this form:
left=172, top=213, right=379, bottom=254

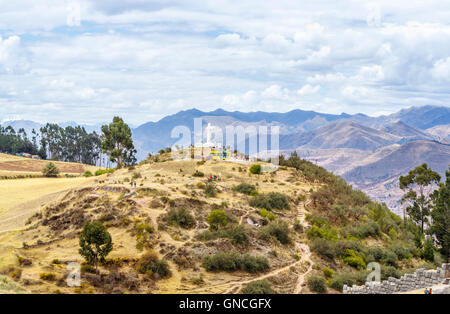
left=343, top=263, right=450, bottom=294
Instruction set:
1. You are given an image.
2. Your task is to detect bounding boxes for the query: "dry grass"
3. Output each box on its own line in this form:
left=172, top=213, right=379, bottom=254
left=0, top=158, right=318, bottom=294
left=0, top=153, right=101, bottom=176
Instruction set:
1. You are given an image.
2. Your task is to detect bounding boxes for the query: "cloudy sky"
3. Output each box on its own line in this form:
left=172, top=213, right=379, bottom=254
left=1, top=0, right=450, bottom=125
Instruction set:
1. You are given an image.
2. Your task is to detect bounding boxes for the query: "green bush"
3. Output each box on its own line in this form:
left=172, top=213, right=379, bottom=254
left=329, top=276, right=344, bottom=291
left=347, top=220, right=380, bottom=239
left=167, top=208, right=195, bottom=229
left=259, top=221, right=290, bottom=244
left=204, top=183, right=217, bottom=198
left=198, top=225, right=249, bottom=245
left=207, top=210, right=228, bottom=230
left=83, top=170, right=93, bottom=177
left=306, top=225, right=338, bottom=241
left=259, top=208, right=276, bottom=221
left=193, top=170, right=204, bottom=177
left=389, top=243, right=412, bottom=260
left=342, top=249, right=366, bottom=270
left=322, top=267, right=334, bottom=278
left=381, top=265, right=402, bottom=280
left=202, top=252, right=269, bottom=273
left=310, top=238, right=337, bottom=260
left=233, top=183, right=257, bottom=195
left=39, top=272, right=56, bottom=281
left=249, top=192, right=289, bottom=210
left=382, top=250, right=398, bottom=267
left=136, top=251, right=171, bottom=279
left=249, top=164, right=262, bottom=175
left=365, top=246, right=387, bottom=262
left=42, top=162, right=60, bottom=177
left=307, top=275, right=327, bottom=293
left=242, top=280, right=273, bottom=294
left=95, top=168, right=115, bottom=176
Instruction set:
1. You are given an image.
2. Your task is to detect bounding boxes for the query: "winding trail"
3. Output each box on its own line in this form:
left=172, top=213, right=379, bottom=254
left=293, top=198, right=313, bottom=293
left=190, top=197, right=315, bottom=294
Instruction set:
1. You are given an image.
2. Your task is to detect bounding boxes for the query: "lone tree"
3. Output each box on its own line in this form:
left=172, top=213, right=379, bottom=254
left=42, top=162, right=60, bottom=177
left=101, top=117, right=135, bottom=169
left=399, top=163, right=441, bottom=234
left=429, top=168, right=450, bottom=262
left=79, top=221, right=113, bottom=271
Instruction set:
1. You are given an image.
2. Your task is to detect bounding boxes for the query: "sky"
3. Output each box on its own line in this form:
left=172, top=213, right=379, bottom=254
left=1, top=0, right=450, bottom=125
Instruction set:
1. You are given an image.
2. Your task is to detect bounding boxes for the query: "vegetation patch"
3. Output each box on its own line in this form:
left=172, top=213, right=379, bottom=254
left=249, top=192, right=289, bottom=210
left=167, top=207, right=195, bottom=229
left=241, top=280, right=273, bottom=294
left=202, top=251, right=269, bottom=273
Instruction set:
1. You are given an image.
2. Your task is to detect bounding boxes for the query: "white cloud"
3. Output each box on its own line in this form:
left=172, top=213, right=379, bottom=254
left=261, top=85, right=288, bottom=99
left=0, top=1, right=450, bottom=123
left=0, top=36, right=29, bottom=73
left=298, top=84, right=320, bottom=95
left=357, top=65, right=385, bottom=81
left=432, top=57, right=450, bottom=81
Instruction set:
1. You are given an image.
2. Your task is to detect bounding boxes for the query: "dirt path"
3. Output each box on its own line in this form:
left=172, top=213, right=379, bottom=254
left=190, top=197, right=315, bottom=294
left=293, top=198, right=313, bottom=293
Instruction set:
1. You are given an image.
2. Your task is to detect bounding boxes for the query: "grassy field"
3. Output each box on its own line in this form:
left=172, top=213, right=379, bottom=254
left=0, top=153, right=100, bottom=177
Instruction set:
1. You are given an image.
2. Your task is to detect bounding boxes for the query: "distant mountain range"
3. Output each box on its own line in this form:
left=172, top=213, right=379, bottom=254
left=130, top=105, right=449, bottom=213
left=2, top=105, right=449, bottom=212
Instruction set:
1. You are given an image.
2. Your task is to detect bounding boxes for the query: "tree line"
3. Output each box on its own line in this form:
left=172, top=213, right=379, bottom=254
left=0, top=125, right=42, bottom=157
left=0, top=116, right=136, bottom=168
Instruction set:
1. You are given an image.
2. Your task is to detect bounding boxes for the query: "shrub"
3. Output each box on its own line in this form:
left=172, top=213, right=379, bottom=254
left=259, top=221, right=290, bottom=244
left=242, top=280, right=273, bottom=294
left=132, top=172, right=142, bottom=179
left=259, top=208, right=276, bottom=221
left=347, top=220, right=380, bottom=239
left=365, top=246, right=387, bottom=262
left=322, top=267, right=334, bottom=278
left=207, top=210, right=228, bottom=230
left=42, top=162, right=60, bottom=177
left=81, top=264, right=96, bottom=274
left=204, top=183, right=217, bottom=198
left=249, top=192, right=289, bottom=210
left=83, top=170, right=93, bottom=177
left=306, top=225, right=338, bottom=241
left=382, top=250, right=398, bottom=267
left=310, top=238, right=337, bottom=260
left=136, top=251, right=171, bottom=279
left=193, top=170, right=204, bottom=177
left=342, top=249, right=366, bottom=270
left=249, top=164, right=262, bottom=175
left=95, top=168, right=115, bottom=176
left=198, top=225, right=249, bottom=245
left=202, top=252, right=269, bottom=273
left=307, top=275, right=327, bottom=293
left=167, top=208, right=195, bottom=229
left=233, top=183, right=256, bottom=195
left=381, top=265, right=402, bottom=280
left=39, top=273, right=56, bottom=281
left=329, top=276, right=344, bottom=291
left=389, top=243, right=412, bottom=260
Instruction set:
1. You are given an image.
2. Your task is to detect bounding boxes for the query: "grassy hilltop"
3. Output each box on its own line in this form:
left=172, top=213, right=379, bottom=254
left=0, top=152, right=442, bottom=294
